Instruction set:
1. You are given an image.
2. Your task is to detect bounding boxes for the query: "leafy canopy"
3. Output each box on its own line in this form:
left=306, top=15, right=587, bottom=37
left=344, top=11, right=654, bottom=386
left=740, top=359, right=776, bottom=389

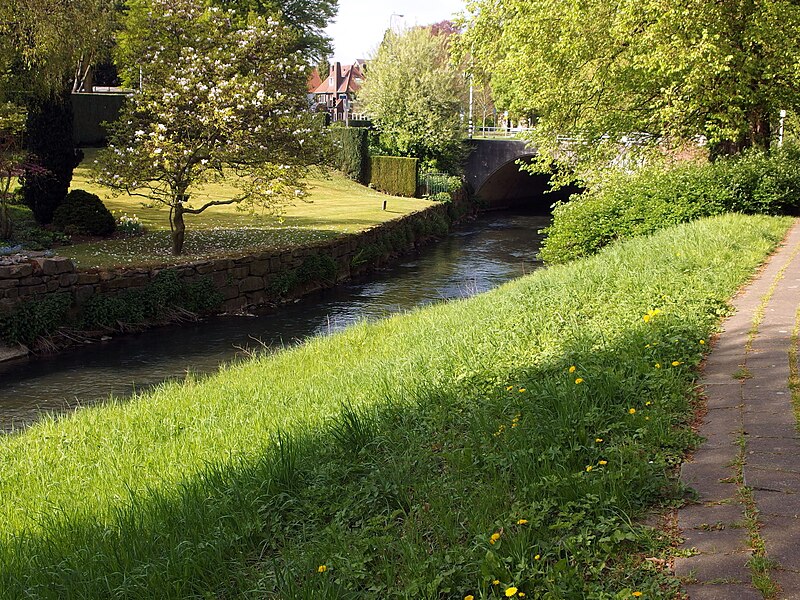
left=96, top=0, right=322, bottom=255
left=360, top=26, right=467, bottom=173
left=459, top=0, right=800, bottom=173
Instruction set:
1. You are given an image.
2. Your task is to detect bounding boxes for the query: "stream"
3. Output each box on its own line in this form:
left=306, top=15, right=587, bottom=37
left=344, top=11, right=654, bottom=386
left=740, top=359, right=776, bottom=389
left=0, top=210, right=550, bottom=432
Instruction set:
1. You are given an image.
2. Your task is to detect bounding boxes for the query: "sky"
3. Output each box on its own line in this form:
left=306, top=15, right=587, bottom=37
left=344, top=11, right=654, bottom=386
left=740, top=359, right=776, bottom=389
left=325, top=0, right=466, bottom=63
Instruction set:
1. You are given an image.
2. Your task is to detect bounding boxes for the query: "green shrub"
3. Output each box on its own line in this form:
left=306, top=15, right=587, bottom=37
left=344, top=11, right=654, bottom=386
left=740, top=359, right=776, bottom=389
left=0, top=293, right=71, bottom=345
left=330, top=126, right=369, bottom=183
left=540, top=147, right=800, bottom=264
left=53, top=190, right=116, bottom=237
left=370, top=156, right=418, bottom=197
left=81, top=270, right=221, bottom=329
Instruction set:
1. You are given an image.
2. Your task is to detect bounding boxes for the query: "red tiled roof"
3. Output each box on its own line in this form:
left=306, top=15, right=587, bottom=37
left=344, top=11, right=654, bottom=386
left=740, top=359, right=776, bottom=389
left=312, top=62, right=365, bottom=96
left=307, top=68, right=323, bottom=93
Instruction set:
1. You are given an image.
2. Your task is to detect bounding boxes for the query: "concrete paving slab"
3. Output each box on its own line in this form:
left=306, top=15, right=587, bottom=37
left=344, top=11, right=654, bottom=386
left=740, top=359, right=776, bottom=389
left=678, top=503, right=745, bottom=530
left=761, top=515, right=800, bottom=571
left=682, top=583, right=762, bottom=599
left=743, top=423, right=799, bottom=440
left=747, top=438, right=800, bottom=454
left=744, top=466, right=800, bottom=493
left=745, top=454, right=800, bottom=474
left=681, top=527, right=750, bottom=555
left=754, top=490, right=800, bottom=518
left=775, top=571, right=800, bottom=600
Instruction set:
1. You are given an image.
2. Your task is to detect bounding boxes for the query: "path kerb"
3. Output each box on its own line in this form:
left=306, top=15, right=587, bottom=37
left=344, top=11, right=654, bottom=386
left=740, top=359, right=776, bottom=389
left=675, top=219, right=800, bottom=600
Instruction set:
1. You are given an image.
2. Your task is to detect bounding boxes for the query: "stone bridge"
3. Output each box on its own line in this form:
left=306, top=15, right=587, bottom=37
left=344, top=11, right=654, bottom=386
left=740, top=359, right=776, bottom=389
left=465, top=139, right=575, bottom=210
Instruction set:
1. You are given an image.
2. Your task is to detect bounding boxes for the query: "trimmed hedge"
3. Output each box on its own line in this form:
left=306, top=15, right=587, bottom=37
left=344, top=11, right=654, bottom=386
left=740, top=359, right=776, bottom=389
left=540, top=147, right=800, bottom=264
left=330, top=127, right=369, bottom=183
left=370, top=155, right=418, bottom=197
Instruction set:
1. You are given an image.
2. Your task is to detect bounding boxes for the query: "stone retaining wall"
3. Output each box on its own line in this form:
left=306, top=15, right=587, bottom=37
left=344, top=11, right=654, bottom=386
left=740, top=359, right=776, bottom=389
left=0, top=204, right=454, bottom=321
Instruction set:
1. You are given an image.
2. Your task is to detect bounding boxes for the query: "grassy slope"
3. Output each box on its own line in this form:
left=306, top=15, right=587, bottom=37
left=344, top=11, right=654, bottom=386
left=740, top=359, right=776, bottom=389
left=64, top=149, right=432, bottom=268
left=0, top=214, right=791, bottom=598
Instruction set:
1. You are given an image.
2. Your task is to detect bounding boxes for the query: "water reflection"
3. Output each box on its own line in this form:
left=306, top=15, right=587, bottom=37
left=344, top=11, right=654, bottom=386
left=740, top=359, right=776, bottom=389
left=0, top=211, right=549, bottom=431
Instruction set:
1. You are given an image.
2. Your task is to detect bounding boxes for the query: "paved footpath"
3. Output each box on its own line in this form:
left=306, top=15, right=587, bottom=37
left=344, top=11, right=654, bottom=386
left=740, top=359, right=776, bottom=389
left=676, top=219, right=800, bottom=599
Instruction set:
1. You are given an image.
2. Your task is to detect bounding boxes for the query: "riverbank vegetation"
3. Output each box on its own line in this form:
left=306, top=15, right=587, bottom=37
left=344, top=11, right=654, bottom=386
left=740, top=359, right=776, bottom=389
left=0, top=214, right=790, bottom=598
left=540, top=147, right=800, bottom=264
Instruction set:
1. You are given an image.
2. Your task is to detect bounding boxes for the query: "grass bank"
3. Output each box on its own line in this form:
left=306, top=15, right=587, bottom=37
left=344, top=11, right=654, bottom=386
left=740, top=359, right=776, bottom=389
left=60, top=149, right=433, bottom=268
left=0, top=214, right=791, bottom=598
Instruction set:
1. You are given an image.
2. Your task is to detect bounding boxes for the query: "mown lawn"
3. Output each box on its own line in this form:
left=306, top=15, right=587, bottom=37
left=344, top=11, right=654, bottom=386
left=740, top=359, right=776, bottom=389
left=63, top=148, right=432, bottom=268
left=0, top=214, right=791, bottom=599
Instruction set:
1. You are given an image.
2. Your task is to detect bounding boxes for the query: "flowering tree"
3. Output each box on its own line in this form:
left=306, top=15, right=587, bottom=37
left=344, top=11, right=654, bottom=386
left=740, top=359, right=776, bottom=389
left=97, top=0, right=321, bottom=255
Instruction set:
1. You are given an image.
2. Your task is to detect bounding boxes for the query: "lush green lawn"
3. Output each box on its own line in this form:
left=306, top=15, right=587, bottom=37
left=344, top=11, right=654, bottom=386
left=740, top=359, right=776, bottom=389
left=0, top=214, right=790, bottom=599
left=64, top=149, right=432, bottom=268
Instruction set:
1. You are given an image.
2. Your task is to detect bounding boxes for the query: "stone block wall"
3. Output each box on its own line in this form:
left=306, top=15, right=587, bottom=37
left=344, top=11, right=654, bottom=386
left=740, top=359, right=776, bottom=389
left=0, top=204, right=453, bottom=320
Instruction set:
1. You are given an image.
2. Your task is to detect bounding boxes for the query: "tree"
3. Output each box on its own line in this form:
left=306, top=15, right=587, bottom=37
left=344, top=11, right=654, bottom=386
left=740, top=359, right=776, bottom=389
left=459, top=0, right=800, bottom=173
left=359, top=25, right=467, bottom=173
left=96, top=0, right=322, bottom=255
left=115, top=0, right=337, bottom=88
left=0, top=0, right=117, bottom=224
left=0, top=103, right=29, bottom=239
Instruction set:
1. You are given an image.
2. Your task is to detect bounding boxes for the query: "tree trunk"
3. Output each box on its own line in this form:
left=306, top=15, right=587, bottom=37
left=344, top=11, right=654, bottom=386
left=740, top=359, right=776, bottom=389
left=749, top=107, right=771, bottom=152
left=171, top=203, right=186, bottom=255
left=0, top=202, right=11, bottom=240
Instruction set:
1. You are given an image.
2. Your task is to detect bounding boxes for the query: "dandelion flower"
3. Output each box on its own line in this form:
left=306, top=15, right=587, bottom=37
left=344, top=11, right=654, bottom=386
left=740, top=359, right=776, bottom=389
left=506, top=385, right=514, bottom=391
left=633, top=593, right=642, bottom=598
left=519, top=388, right=526, bottom=393
left=628, top=408, right=636, bottom=415
left=699, top=340, right=705, bottom=345
left=643, top=314, right=651, bottom=323
left=569, top=365, right=576, bottom=373
left=490, top=532, right=501, bottom=544
left=655, top=363, right=661, bottom=369
left=645, top=401, right=652, bottom=406
left=517, top=519, right=528, bottom=525
left=493, top=580, right=500, bottom=585
left=465, top=596, right=474, bottom=600
left=519, top=594, right=525, bottom=598
left=534, top=554, right=540, bottom=560
left=595, top=437, right=603, bottom=443
left=317, top=565, right=327, bottom=573
left=599, top=460, right=607, bottom=465
left=672, top=360, right=682, bottom=366
left=586, top=465, right=593, bottom=472
left=575, top=378, right=584, bottom=385
left=505, top=587, right=518, bottom=597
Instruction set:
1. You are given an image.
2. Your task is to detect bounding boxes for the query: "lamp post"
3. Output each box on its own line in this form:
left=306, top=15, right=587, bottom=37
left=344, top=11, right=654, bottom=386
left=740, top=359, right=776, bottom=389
left=779, top=109, right=787, bottom=148
left=389, top=13, right=404, bottom=32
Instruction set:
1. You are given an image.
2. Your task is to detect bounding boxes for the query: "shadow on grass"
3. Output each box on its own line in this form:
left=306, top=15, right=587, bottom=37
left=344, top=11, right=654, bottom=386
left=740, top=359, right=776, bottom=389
left=0, top=315, right=702, bottom=599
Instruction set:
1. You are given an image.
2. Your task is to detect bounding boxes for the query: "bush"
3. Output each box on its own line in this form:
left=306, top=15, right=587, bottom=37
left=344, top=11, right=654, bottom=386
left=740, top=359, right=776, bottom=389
left=0, top=293, right=71, bottom=345
left=369, top=156, right=418, bottom=197
left=330, top=126, right=369, bottom=183
left=53, top=190, right=116, bottom=237
left=540, top=147, right=800, bottom=264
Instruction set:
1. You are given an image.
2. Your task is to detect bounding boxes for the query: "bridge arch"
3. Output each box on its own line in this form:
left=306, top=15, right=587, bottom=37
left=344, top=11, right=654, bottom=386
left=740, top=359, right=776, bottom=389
left=465, top=139, right=576, bottom=210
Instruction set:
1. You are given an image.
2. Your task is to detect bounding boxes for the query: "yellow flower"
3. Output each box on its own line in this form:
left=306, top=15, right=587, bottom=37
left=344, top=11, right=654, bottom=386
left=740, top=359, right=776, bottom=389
left=517, top=519, right=528, bottom=524
left=534, top=554, right=541, bottom=560
left=586, top=465, right=593, bottom=472
left=505, top=587, right=518, bottom=597
left=699, top=339, right=705, bottom=345
left=491, top=532, right=501, bottom=544
left=645, top=401, right=652, bottom=406
left=632, top=593, right=642, bottom=598
left=506, top=385, right=514, bottom=391
left=519, top=594, right=525, bottom=598
left=465, top=596, right=475, bottom=600
left=317, top=565, right=327, bottom=573
left=643, top=314, right=651, bottom=323
left=569, top=365, right=576, bottom=373
left=492, top=580, right=500, bottom=585
left=628, top=408, right=636, bottom=414
left=672, top=360, right=682, bottom=366
left=595, top=437, right=603, bottom=443
left=645, top=416, right=650, bottom=420
left=519, top=387, right=526, bottom=393
left=598, top=460, right=608, bottom=465
left=575, top=378, right=584, bottom=385
left=655, top=363, right=661, bottom=369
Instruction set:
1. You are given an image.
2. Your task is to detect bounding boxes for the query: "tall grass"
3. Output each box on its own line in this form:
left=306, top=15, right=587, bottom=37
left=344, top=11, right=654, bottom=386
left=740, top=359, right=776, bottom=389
left=0, top=214, right=791, bottom=598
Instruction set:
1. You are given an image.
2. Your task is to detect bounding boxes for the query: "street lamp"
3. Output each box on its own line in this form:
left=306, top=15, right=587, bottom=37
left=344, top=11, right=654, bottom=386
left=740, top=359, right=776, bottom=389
left=389, top=13, right=404, bottom=31
left=779, top=109, right=787, bottom=148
